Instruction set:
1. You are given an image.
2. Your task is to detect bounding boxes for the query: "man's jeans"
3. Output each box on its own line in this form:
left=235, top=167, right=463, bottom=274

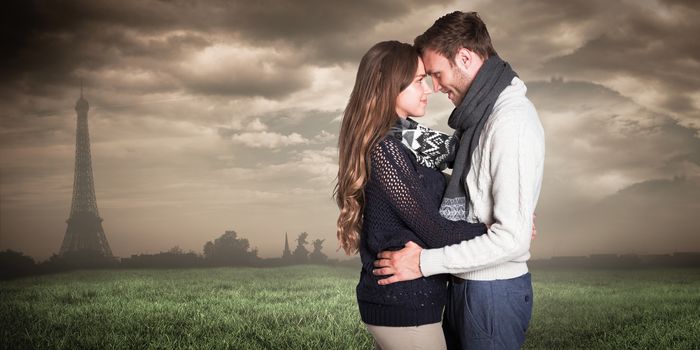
left=443, top=273, right=533, bottom=350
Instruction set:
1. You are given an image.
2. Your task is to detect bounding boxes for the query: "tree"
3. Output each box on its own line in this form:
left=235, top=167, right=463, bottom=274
left=203, top=241, right=214, bottom=259
left=292, top=232, right=310, bottom=263
left=168, top=246, right=185, bottom=254
left=203, top=230, right=259, bottom=266
left=309, top=239, right=328, bottom=264
left=0, top=250, right=36, bottom=279
left=41, top=250, right=117, bottom=273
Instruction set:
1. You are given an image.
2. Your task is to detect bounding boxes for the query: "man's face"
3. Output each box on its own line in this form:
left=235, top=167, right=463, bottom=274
left=421, top=48, right=472, bottom=106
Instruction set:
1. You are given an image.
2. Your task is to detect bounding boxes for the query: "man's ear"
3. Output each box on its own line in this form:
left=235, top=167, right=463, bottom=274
left=454, top=47, right=473, bottom=71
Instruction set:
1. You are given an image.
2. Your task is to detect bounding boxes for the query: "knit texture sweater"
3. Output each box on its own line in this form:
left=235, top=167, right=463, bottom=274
left=420, top=77, right=545, bottom=281
left=357, top=135, right=487, bottom=327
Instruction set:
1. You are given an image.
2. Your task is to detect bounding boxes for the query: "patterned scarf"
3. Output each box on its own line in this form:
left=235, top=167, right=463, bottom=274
left=389, top=117, right=457, bottom=171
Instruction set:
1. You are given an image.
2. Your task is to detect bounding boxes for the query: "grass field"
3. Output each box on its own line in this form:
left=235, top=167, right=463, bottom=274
left=1, top=266, right=699, bottom=349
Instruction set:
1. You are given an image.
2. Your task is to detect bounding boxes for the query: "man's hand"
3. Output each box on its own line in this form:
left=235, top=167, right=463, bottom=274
left=372, top=241, right=423, bottom=285
left=532, top=213, right=537, bottom=240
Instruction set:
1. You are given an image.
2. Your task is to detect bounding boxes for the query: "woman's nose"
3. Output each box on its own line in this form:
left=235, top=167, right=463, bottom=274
left=422, top=80, right=433, bottom=94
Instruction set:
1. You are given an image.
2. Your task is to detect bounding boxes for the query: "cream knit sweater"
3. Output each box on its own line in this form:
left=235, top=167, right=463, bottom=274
left=420, top=77, right=545, bottom=281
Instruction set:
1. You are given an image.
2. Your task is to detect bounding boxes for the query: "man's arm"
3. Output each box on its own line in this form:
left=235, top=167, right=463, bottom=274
left=374, top=107, right=544, bottom=283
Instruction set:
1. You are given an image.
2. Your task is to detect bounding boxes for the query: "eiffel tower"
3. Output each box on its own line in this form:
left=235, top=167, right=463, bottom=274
left=59, top=84, right=112, bottom=257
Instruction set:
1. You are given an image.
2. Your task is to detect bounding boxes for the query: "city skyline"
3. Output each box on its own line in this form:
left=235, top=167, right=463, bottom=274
left=1, top=0, right=699, bottom=261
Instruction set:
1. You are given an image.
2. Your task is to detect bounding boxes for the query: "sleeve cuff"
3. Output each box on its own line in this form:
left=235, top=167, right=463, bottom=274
left=419, top=247, right=448, bottom=277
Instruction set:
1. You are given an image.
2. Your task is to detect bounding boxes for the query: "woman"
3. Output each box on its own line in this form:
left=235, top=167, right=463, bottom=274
left=334, top=41, right=487, bottom=349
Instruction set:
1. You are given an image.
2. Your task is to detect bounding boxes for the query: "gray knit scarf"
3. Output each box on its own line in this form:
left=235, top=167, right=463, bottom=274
left=389, top=117, right=457, bottom=170
left=439, top=55, right=517, bottom=221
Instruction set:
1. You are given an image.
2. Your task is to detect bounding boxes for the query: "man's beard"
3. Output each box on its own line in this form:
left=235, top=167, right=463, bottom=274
left=451, top=65, right=472, bottom=106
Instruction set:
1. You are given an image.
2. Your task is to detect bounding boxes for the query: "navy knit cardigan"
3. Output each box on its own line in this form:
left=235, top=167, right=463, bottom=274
left=357, top=136, right=487, bottom=327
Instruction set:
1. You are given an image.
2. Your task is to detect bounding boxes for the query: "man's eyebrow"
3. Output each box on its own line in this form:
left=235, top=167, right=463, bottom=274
left=424, top=69, right=438, bottom=75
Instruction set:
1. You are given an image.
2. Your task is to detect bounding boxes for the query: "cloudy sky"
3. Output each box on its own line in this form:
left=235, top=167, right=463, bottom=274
left=1, top=0, right=698, bottom=261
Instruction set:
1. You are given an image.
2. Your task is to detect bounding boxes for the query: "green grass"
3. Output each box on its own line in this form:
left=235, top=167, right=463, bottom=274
left=1, top=267, right=699, bottom=349
left=527, top=269, right=700, bottom=349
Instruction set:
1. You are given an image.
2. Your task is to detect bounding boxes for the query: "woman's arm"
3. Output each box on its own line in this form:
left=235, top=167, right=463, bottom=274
left=370, top=138, right=487, bottom=248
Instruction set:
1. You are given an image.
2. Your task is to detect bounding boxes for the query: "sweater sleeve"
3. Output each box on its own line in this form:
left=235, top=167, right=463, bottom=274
left=370, top=138, right=487, bottom=248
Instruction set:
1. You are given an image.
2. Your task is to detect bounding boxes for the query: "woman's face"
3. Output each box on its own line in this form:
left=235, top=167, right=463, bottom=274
left=395, top=58, right=432, bottom=119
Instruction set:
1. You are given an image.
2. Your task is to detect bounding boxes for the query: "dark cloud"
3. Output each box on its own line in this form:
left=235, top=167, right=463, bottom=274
left=215, top=108, right=340, bottom=166
left=544, top=28, right=700, bottom=90
left=1, top=0, right=450, bottom=102
left=179, top=65, right=312, bottom=99
left=474, top=0, right=700, bottom=129
left=257, top=108, right=341, bottom=137
left=529, top=79, right=700, bottom=200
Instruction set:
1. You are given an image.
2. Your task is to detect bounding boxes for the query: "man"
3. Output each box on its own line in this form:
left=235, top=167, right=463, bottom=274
left=372, top=11, right=545, bottom=349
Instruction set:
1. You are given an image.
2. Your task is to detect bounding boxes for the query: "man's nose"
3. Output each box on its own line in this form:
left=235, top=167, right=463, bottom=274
left=431, top=78, right=441, bottom=93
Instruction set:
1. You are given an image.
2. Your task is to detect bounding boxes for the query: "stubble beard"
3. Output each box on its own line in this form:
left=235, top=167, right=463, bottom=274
left=451, top=65, right=472, bottom=106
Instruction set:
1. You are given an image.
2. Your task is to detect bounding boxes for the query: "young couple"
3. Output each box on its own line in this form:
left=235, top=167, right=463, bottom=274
left=335, top=11, right=545, bottom=350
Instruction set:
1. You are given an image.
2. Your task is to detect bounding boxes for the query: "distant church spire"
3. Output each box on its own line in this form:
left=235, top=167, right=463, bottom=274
left=282, top=232, right=292, bottom=260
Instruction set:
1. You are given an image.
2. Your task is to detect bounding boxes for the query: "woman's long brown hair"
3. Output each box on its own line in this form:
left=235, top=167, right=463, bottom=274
left=334, top=41, right=419, bottom=255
